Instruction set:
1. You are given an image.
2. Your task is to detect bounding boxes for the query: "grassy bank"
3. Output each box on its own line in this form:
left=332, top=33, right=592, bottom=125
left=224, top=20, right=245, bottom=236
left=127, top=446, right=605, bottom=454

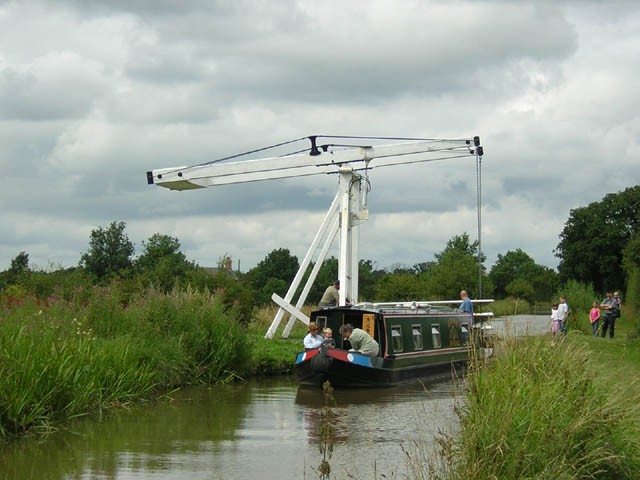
left=421, top=324, right=640, bottom=479
left=0, top=289, right=304, bottom=441
left=246, top=304, right=309, bottom=376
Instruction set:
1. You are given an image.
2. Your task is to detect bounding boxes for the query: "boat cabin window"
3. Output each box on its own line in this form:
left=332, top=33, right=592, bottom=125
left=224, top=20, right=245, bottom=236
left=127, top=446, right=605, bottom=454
left=315, top=316, right=328, bottom=331
left=460, top=323, right=470, bottom=346
left=391, top=326, right=403, bottom=352
left=412, top=325, right=423, bottom=350
left=431, top=324, right=441, bottom=349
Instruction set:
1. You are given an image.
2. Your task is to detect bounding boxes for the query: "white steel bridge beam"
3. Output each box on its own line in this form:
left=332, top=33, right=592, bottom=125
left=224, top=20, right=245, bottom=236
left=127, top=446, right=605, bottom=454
left=264, top=191, right=341, bottom=339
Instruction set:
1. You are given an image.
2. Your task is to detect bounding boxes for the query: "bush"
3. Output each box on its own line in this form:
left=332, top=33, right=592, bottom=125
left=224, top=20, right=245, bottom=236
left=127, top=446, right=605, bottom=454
left=374, top=273, right=425, bottom=301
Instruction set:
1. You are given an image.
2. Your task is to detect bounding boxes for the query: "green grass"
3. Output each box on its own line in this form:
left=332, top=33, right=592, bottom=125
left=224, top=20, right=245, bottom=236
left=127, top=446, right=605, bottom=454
left=0, top=287, right=251, bottom=440
left=419, top=324, right=640, bottom=479
left=245, top=303, right=312, bottom=376
left=490, top=298, right=532, bottom=316
left=0, top=290, right=311, bottom=441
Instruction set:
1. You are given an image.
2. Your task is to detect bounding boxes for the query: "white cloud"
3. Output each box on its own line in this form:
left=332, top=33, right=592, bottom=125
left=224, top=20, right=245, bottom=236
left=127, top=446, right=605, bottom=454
left=1, top=0, right=639, bottom=275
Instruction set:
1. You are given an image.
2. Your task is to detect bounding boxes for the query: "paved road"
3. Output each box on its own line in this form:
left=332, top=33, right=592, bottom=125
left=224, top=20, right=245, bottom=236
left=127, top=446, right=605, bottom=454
left=488, top=315, right=551, bottom=337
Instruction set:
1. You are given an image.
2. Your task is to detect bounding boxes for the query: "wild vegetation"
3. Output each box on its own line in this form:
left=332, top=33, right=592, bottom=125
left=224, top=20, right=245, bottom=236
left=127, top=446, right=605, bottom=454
left=0, top=287, right=302, bottom=441
left=413, top=330, right=640, bottom=479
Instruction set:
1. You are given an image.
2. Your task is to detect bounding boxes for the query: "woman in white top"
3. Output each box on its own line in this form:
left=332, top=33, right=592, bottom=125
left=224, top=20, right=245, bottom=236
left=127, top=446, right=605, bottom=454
left=303, top=322, right=323, bottom=350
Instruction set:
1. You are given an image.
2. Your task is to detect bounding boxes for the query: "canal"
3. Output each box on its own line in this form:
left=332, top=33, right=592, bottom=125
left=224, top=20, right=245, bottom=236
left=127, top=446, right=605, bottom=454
left=1, top=375, right=460, bottom=479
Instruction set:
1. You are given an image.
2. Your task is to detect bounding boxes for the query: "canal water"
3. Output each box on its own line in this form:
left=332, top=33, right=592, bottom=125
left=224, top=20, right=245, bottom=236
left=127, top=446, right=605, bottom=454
left=0, top=375, right=460, bottom=479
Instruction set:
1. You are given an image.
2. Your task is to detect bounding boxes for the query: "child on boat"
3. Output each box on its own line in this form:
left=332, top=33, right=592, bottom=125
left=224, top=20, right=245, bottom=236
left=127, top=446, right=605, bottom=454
left=551, top=302, right=562, bottom=336
left=321, top=327, right=336, bottom=347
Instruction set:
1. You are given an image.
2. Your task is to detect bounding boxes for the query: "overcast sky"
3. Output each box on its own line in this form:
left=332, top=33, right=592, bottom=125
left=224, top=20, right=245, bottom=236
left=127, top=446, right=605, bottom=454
left=1, top=0, right=639, bottom=274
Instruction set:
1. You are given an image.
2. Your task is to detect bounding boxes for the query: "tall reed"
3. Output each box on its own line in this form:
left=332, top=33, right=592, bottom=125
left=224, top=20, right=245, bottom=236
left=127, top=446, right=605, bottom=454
left=0, top=287, right=249, bottom=439
left=422, top=337, right=640, bottom=479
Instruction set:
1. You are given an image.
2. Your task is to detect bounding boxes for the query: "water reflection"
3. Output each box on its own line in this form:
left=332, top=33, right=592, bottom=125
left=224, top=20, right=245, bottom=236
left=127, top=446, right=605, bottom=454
left=0, top=376, right=460, bottom=479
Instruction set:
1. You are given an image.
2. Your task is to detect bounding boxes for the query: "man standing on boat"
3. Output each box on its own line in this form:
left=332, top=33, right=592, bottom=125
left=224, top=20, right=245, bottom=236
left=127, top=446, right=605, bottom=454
left=339, top=324, right=379, bottom=357
left=459, top=290, right=474, bottom=314
left=318, top=280, right=351, bottom=308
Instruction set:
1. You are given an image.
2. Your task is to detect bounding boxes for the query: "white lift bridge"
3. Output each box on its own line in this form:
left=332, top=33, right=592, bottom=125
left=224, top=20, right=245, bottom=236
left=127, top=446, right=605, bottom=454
left=147, top=135, right=484, bottom=339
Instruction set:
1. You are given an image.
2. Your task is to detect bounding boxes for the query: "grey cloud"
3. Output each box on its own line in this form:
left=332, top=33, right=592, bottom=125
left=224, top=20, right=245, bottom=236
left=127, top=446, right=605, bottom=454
left=68, top=1, right=579, bottom=103
left=0, top=56, right=107, bottom=120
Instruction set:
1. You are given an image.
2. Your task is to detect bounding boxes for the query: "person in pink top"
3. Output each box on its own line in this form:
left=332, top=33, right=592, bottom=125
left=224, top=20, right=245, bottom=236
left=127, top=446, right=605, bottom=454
left=589, top=301, right=601, bottom=337
left=551, top=302, right=562, bottom=336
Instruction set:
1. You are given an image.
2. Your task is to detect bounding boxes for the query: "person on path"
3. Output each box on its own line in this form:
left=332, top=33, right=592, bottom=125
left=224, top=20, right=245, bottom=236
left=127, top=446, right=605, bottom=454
left=600, top=291, right=619, bottom=339
left=589, top=301, right=601, bottom=337
left=303, top=322, right=323, bottom=350
left=459, top=290, right=474, bottom=314
left=558, top=296, right=569, bottom=334
left=339, top=323, right=379, bottom=357
left=551, top=302, right=562, bottom=337
left=614, top=291, right=623, bottom=312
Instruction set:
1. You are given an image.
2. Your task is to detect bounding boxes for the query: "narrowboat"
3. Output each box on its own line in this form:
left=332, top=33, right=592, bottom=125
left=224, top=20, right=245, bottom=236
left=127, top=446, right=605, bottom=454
left=294, top=302, right=493, bottom=387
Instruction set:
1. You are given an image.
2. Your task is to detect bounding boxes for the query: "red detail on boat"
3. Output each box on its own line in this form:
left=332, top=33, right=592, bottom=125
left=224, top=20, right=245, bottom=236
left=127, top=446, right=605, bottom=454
left=327, top=350, right=349, bottom=361
left=303, top=349, right=319, bottom=361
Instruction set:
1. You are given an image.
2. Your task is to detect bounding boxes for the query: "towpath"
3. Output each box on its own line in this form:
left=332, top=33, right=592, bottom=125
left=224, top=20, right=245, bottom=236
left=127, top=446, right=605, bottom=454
left=489, top=315, right=552, bottom=337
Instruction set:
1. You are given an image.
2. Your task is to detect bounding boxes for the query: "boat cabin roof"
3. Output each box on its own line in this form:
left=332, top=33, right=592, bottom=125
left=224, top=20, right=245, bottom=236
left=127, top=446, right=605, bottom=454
left=354, top=302, right=460, bottom=316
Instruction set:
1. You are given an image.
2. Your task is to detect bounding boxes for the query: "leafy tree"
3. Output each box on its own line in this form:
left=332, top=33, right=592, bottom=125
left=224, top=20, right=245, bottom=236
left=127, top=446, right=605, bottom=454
left=262, top=277, right=287, bottom=304
left=9, top=252, right=29, bottom=275
left=358, top=259, right=385, bottom=302
left=413, top=261, right=435, bottom=275
left=423, top=233, right=492, bottom=299
left=246, top=248, right=299, bottom=305
left=79, top=221, right=135, bottom=281
left=555, top=186, right=640, bottom=292
left=436, top=233, right=486, bottom=263
left=2, top=251, right=30, bottom=289
left=489, top=249, right=558, bottom=301
left=622, top=232, right=640, bottom=273
left=506, top=278, right=535, bottom=304
left=297, top=257, right=339, bottom=305
left=388, top=263, right=414, bottom=275
left=136, top=234, right=196, bottom=292
left=622, top=233, right=640, bottom=317
left=374, top=273, right=424, bottom=301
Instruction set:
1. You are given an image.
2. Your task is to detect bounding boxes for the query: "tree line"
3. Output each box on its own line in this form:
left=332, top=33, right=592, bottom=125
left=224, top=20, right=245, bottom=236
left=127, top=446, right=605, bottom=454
left=2, top=185, right=639, bottom=315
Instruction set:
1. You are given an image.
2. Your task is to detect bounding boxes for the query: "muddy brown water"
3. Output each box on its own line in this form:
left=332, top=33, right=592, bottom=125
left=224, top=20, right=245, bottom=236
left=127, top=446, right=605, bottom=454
left=0, top=374, right=460, bottom=479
